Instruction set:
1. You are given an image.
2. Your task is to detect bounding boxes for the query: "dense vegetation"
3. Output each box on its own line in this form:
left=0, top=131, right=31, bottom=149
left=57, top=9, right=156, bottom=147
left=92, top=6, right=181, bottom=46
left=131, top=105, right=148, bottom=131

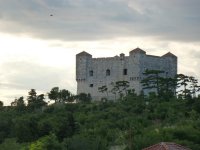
left=0, top=72, right=200, bottom=150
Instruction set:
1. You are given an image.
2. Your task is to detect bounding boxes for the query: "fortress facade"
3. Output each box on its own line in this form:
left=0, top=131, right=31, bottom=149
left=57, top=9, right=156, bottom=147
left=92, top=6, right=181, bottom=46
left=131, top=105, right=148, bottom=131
left=76, top=48, right=177, bottom=100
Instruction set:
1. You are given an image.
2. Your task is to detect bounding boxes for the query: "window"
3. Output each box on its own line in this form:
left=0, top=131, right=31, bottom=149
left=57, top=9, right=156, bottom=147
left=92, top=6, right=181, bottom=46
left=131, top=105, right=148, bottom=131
left=123, top=69, right=127, bottom=75
left=89, top=84, right=93, bottom=87
left=89, top=70, right=93, bottom=76
left=106, top=69, right=110, bottom=76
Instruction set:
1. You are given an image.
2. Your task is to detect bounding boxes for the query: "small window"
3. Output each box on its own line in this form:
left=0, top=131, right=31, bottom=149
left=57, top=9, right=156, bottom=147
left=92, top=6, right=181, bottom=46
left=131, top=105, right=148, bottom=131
left=89, top=84, right=93, bottom=87
left=106, top=69, right=110, bottom=76
left=123, top=69, right=127, bottom=75
left=89, top=70, right=93, bottom=76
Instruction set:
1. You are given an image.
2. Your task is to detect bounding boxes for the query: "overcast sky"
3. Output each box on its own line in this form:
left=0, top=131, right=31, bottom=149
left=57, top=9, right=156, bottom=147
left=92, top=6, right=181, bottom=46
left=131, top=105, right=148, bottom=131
left=0, top=0, right=200, bottom=105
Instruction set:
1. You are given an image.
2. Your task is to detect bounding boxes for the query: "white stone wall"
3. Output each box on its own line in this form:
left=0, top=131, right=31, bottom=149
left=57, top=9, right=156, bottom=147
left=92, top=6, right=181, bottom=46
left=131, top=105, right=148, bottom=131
left=76, top=50, right=177, bottom=101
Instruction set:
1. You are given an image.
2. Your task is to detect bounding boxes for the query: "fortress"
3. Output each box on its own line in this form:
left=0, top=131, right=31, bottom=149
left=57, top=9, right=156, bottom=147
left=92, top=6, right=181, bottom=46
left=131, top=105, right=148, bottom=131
left=76, top=48, right=177, bottom=100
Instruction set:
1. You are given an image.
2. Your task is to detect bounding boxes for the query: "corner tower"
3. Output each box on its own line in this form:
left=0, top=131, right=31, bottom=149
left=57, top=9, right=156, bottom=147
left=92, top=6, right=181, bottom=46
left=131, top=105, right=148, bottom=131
left=161, top=52, right=177, bottom=77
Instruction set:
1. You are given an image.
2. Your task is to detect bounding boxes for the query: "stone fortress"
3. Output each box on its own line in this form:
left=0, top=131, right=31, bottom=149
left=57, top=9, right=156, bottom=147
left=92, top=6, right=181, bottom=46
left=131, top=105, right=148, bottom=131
left=76, top=48, right=177, bottom=100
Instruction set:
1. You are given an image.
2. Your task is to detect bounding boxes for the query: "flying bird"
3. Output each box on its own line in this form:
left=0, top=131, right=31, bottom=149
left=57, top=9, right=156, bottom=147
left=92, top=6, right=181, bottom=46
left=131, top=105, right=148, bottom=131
left=50, top=14, right=53, bottom=16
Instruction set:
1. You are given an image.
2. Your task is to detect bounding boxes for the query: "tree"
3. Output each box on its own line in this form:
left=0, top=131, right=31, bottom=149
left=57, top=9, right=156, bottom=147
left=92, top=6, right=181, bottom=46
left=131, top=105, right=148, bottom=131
left=11, top=99, right=17, bottom=107
left=115, top=81, right=130, bottom=94
left=141, top=69, right=165, bottom=96
left=27, top=89, right=47, bottom=110
left=27, top=89, right=37, bottom=106
left=188, top=76, right=200, bottom=98
left=11, top=97, right=26, bottom=111
left=48, top=87, right=72, bottom=103
left=98, top=85, right=108, bottom=100
left=15, top=115, right=39, bottom=142
left=60, top=89, right=71, bottom=102
left=0, top=101, right=3, bottom=108
left=111, top=81, right=130, bottom=100
left=36, top=94, right=47, bottom=108
left=111, top=82, right=118, bottom=101
left=159, top=77, right=177, bottom=98
left=48, top=87, right=60, bottom=103
left=77, top=93, right=91, bottom=103
left=29, top=134, right=62, bottom=150
left=17, top=97, right=25, bottom=107
left=176, top=74, right=191, bottom=98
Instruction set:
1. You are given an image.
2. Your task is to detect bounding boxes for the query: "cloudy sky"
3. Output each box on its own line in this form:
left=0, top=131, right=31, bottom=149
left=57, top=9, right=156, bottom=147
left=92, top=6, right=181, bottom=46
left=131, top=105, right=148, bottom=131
left=0, top=0, right=200, bottom=105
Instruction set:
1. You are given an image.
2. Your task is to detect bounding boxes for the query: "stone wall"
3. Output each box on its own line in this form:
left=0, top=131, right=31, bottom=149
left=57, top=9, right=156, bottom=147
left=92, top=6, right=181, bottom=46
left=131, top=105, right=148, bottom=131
left=76, top=48, right=177, bottom=101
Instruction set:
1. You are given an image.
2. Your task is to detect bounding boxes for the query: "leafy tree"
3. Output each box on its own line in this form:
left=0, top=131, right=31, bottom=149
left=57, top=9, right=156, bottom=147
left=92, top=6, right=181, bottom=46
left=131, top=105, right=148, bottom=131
left=98, top=85, right=108, bottom=96
left=16, top=97, right=26, bottom=112
left=98, top=85, right=108, bottom=101
left=27, top=89, right=37, bottom=108
left=0, top=138, right=28, bottom=150
left=60, top=89, right=71, bottom=102
left=188, top=76, right=200, bottom=98
left=11, top=99, right=17, bottom=106
left=55, top=113, right=76, bottom=141
left=11, top=97, right=26, bottom=111
left=36, top=94, right=47, bottom=107
left=115, top=81, right=130, bottom=94
left=141, top=69, right=165, bottom=95
left=159, top=77, right=177, bottom=99
left=15, top=115, right=39, bottom=142
left=0, top=101, right=3, bottom=108
left=110, top=82, right=118, bottom=100
left=29, top=134, right=62, bottom=150
left=176, top=74, right=190, bottom=98
left=64, top=136, right=107, bottom=150
left=111, top=81, right=130, bottom=100
left=77, top=93, right=91, bottom=103
left=27, top=89, right=47, bottom=110
left=48, top=87, right=72, bottom=103
left=17, top=97, right=25, bottom=106
left=48, top=87, right=60, bottom=103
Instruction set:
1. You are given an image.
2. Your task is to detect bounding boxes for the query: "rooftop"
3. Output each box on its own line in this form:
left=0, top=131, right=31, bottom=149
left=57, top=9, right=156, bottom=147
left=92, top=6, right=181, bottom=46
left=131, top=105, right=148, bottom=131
left=76, top=51, right=92, bottom=57
left=162, top=52, right=177, bottom=58
left=129, top=47, right=146, bottom=54
left=142, top=142, right=191, bottom=150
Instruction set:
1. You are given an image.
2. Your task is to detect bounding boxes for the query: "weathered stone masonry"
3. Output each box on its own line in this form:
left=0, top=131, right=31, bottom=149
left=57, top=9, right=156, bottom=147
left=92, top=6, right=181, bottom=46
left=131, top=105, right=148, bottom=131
left=76, top=48, right=177, bottom=101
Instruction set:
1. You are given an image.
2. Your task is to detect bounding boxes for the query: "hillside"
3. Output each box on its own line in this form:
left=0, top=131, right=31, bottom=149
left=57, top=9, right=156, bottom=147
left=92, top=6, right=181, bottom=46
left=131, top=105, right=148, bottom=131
left=0, top=92, right=200, bottom=150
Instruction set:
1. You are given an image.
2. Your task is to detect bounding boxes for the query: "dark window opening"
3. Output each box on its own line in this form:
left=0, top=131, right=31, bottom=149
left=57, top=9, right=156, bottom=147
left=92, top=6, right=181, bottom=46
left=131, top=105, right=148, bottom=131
left=89, top=70, right=93, bottom=76
left=90, top=84, right=93, bottom=87
left=123, top=69, right=127, bottom=75
left=106, top=69, right=110, bottom=76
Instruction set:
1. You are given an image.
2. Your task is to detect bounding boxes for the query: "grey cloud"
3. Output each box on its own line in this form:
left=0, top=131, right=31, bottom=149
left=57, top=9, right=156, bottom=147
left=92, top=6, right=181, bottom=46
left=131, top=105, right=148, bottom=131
left=0, top=0, right=200, bottom=42
left=0, top=61, right=74, bottom=92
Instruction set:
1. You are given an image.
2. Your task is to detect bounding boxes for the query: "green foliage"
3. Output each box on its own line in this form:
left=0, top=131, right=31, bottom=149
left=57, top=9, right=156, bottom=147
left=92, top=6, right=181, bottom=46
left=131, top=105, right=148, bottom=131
left=48, top=87, right=73, bottom=103
left=0, top=138, right=28, bottom=150
left=15, top=115, right=40, bottom=142
left=110, top=81, right=130, bottom=100
left=76, top=93, right=92, bottom=103
left=98, top=85, right=108, bottom=100
left=11, top=97, right=26, bottom=112
left=0, top=101, right=3, bottom=108
left=63, top=136, right=107, bottom=150
left=0, top=112, right=14, bottom=143
left=29, top=134, right=61, bottom=150
left=141, top=69, right=165, bottom=94
left=1, top=84, right=200, bottom=149
left=27, top=89, right=47, bottom=111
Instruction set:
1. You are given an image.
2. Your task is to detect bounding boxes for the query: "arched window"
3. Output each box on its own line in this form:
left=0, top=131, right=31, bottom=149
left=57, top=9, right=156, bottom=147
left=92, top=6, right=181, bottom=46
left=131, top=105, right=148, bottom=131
left=106, top=69, right=110, bottom=76
left=89, top=70, right=93, bottom=76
